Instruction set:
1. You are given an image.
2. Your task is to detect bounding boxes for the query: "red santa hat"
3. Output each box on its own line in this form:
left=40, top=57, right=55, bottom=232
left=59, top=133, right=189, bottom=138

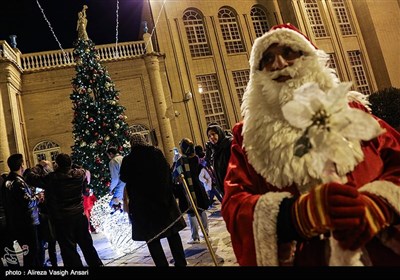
left=249, top=23, right=319, bottom=73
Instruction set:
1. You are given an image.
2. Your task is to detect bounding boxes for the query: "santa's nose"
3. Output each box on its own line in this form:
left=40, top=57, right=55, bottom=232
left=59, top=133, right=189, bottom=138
left=271, top=55, right=288, bottom=71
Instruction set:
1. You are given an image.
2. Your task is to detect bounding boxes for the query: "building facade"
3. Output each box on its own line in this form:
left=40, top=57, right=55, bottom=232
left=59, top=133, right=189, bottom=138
left=0, top=0, right=399, bottom=172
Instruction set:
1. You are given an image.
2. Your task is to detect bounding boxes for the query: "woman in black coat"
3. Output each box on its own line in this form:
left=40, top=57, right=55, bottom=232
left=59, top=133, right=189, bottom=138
left=206, top=123, right=233, bottom=196
left=120, top=134, right=187, bottom=267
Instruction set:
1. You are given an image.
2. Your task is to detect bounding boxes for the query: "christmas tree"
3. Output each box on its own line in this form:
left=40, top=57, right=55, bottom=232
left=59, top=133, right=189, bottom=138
left=70, top=37, right=130, bottom=197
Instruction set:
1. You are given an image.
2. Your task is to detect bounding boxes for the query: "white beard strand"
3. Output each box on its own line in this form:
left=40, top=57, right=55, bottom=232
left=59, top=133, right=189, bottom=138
left=241, top=55, right=364, bottom=191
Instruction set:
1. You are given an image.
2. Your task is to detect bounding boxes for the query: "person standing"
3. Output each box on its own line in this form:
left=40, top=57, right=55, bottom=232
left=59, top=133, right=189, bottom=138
left=221, top=23, right=400, bottom=266
left=106, top=147, right=126, bottom=213
left=120, top=134, right=187, bottom=267
left=206, top=123, right=233, bottom=196
left=24, top=160, right=58, bottom=267
left=3, top=154, right=41, bottom=267
left=83, top=187, right=97, bottom=233
left=195, top=145, right=222, bottom=206
left=0, top=171, right=20, bottom=267
left=173, top=138, right=210, bottom=244
left=44, top=153, right=103, bottom=267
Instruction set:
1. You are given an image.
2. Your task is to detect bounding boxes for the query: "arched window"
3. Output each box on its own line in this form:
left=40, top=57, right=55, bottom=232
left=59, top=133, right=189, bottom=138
left=331, top=0, right=355, bottom=36
left=218, top=7, right=245, bottom=54
left=250, top=5, right=270, bottom=37
left=33, top=140, right=61, bottom=165
left=128, top=124, right=157, bottom=146
left=304, top=0, right=329, bottom=38
left=183, top=9, right=212, bottom=57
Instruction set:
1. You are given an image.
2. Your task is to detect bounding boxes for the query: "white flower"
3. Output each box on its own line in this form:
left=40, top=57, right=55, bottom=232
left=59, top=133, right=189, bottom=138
left=282, top=82, right=384, bottom=176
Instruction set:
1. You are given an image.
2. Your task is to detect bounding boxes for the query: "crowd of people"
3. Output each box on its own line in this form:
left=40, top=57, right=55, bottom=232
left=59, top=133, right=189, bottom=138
left=1, top=23, right=399, bottom=267
left=0, top=121, right=228, bottom=267
left=0, top=153, right=103, bottom=267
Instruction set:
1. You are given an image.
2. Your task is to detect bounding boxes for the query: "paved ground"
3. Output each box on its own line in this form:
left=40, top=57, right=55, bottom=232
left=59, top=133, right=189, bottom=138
left=92, top=201, right=238, bottom=267
left=32, top=201, right=238, bottom=268
left=1, top=202, right=239, bottom=278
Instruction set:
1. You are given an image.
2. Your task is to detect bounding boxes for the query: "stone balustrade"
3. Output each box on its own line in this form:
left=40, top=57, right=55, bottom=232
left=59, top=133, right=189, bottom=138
left=0, top=40, right=146, bottom=72
left=0, top=40, right=22, bottom=69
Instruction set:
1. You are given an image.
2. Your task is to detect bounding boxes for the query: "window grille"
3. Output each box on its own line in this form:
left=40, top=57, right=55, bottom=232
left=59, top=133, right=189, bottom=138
left=218, top=7, right=245, bottom=54
left=196, top=74, right=229, bottom=129
left=331, top=0, right=354, bottom=35
left=183, top=9, right=212, bottom=57
left=304, top=0, right=328, bottom=38
left=232, top=70, right=250, bottom=105
left=33, top=140, right=61, bottom=165
left=348, top=50, right=371, bottom=95
left=250, top=6, right=270, bottom=38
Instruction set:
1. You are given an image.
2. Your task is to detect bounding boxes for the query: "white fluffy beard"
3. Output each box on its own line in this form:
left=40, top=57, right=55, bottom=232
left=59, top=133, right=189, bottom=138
left=242, top=55, right=361, bottom=191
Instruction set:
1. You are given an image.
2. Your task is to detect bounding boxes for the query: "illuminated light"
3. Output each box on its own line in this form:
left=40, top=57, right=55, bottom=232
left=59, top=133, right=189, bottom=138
left=90, top=194, right=145, bottom=255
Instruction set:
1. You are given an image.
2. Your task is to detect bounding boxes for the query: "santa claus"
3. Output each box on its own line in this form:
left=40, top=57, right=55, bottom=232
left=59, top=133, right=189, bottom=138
left=221, top=23, right=400, bottom=266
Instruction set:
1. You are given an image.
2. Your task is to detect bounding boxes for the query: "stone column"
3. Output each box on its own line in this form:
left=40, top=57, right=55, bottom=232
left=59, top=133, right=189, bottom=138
left=0, top=85, right=10, bottom=172
left=144, top=53, right=175, bottom=164
left=143, top=31, right=154, bottom=53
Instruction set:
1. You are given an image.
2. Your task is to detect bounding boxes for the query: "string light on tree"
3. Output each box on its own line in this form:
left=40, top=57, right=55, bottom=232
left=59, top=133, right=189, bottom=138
left=70, top=6, right=130, bottom=197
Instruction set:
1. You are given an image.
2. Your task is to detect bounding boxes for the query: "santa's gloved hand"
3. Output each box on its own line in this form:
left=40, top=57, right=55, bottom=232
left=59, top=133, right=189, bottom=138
left=333, top=192, right=394, bottom=250
left=292, top=182, right=365, bottom=238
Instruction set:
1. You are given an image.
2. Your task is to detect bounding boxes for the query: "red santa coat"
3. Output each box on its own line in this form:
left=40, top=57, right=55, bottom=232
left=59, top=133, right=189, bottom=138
left=221, top=115, right=400, bottom=266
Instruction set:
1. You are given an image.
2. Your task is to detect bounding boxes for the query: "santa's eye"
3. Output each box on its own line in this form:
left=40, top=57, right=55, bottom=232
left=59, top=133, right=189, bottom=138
left=259, top=54, right=274, bottom=70
left=282, top=47, right=302, bottom=60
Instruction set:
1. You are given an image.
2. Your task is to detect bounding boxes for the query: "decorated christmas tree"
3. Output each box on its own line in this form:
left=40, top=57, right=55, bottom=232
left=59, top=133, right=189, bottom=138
left=70, top=8, right=130, bottom=196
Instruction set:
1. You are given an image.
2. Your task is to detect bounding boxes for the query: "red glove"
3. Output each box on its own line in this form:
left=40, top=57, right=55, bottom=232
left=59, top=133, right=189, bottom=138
left=333, top=192, right=394, bottom=250
left=292, top=182, right=365, bottom=238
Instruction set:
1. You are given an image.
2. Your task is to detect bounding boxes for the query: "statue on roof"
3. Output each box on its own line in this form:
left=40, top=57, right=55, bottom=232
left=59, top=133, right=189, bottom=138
left=77, top=5, right=89, bottom=40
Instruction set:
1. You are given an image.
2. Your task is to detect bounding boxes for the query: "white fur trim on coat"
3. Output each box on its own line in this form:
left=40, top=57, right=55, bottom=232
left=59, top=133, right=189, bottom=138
left=253, top=192, right=292, bottom=266
left=249, top=27, right=319, bottom=74
left=359, top=180, right=400, bottom=215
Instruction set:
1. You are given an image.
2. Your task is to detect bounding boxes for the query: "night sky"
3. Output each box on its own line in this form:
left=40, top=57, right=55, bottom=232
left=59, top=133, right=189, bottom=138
left=0, top=0, right=143, bottom=54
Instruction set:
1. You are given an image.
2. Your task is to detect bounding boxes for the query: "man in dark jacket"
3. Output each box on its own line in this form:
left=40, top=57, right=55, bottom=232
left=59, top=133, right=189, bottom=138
left=44, top=153, right=103, bottom=267
left=120, top=134, right=187, bottom=267
left=0, top=172, right=20, bottom=267
left=3, top=154, right=41, bottom=267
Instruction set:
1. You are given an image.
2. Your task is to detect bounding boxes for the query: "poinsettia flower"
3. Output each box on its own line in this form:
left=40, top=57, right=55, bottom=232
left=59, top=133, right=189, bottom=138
left=282, top=82, right=384, bottom=176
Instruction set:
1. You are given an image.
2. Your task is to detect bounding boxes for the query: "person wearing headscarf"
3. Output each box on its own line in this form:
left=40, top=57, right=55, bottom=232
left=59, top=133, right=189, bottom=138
left=120, top=134, right=187, bottom=266
left=221, top=23, right=400, bottom=266
left=205, top=123, right=233, bottom=196
left=172, top=138, right=210, bottom=244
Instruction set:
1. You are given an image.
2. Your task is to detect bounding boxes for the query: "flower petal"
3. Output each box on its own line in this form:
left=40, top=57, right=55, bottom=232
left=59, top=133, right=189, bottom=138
left=336, top=109, right=384, bottom=141
left=282, top=101, right=313, bottom=129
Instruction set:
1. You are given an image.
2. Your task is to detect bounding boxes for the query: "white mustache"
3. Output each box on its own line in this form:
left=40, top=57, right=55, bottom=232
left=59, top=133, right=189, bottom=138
left=268, top=66, right=297, bottom=80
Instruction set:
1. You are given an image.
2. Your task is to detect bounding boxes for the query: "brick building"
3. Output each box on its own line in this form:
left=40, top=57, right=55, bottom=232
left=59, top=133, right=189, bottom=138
left=0, top=0, right=399, bottom=172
